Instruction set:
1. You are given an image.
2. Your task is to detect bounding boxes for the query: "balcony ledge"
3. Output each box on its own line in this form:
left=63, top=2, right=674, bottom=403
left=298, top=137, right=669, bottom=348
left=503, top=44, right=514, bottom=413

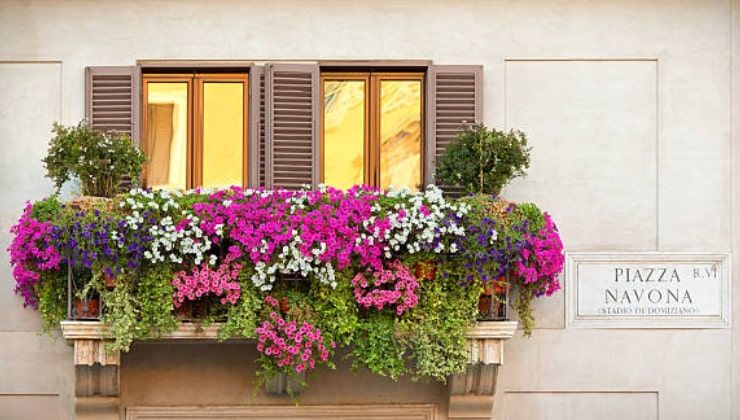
left=61, top=319, right=518, bottom=419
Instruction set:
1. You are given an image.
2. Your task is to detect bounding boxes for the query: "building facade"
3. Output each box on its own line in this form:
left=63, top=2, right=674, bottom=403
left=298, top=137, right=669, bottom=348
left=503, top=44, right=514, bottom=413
left=0, top=0, right=739, bottom=419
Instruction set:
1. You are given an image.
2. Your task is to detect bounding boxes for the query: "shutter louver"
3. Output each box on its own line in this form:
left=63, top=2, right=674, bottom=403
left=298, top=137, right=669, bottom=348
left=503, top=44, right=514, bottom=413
left=265, top=63, right=319, bottom=190
left=85, top=66, right=140, bottom=141
left=424, top=65, right=483, bottom=192
left=85, top=66, right=141, bottom=192
left=249, top=66, right=265, bottom=187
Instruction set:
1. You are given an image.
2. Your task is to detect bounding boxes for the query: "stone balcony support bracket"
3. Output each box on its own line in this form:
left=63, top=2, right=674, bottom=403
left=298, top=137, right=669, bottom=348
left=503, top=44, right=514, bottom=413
left=448, top=321, right=518, bottom=420
left=61, top=321, right=122, bottom=420
left=61, top=322, right=121, bottom=397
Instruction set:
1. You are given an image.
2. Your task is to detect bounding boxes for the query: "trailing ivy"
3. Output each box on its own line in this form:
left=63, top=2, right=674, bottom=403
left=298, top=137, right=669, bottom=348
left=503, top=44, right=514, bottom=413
left=134, top=265, right=179, bottom=340
left=218, top=272, right=262, bottom=340
left=37, top=271, right=67, bottom=332
left=100, top=278, right=138, bottom=351
left=397, top=270, right=480, bottom=382
left=351, top=313, right=405, bottom=380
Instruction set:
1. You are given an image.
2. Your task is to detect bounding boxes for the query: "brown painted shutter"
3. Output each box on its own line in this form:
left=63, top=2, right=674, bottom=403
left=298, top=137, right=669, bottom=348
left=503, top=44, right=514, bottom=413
left=424, top=65, right=483, bottom=189
left=85, top=66, right=140, bottom=142
left=264, top=63, right=320, bottom=189
left=249, top=65, right=265, bottom=187
left=85, top=66, right=141, bottom=192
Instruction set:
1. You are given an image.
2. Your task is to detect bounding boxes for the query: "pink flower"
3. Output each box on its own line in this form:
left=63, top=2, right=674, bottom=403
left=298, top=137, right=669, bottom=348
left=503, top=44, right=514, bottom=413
left=171, top=261, right=241, bottom=307
left=254, top=298, right=333, bottom=375
left=352, top=260, right=419, bottom=315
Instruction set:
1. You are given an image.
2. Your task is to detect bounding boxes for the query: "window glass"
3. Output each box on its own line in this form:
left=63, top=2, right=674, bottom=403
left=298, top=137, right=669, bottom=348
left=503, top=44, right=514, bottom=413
left=202, top=82, right=244, bottom=188
left=379, top=79, right=422, bottom=191
left=145, top=82, right=188, bottom=190
left=323, top=80, right=366, bottom=190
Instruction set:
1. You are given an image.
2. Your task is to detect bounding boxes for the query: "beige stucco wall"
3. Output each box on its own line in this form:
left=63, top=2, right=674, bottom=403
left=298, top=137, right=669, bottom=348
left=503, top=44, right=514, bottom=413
left=0, top=0, right=738, bottom=418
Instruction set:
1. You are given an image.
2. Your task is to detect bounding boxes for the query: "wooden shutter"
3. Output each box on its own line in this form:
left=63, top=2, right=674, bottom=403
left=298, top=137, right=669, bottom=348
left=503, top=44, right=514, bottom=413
left=265, top=63, right=320, bottom=189
left=85, top=66, right=141, bottom=192
left=85, top=66, right=140, bottom=142
left=424, top=65, right=483, bottom=187
left=249, top=65, right=265, bottom=187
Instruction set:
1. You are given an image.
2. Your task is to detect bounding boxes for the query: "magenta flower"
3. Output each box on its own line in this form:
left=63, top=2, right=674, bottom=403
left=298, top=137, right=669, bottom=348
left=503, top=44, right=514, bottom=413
left=8, top=203, right=62, bottom=307
left=513, top=213, right=564, bottom=297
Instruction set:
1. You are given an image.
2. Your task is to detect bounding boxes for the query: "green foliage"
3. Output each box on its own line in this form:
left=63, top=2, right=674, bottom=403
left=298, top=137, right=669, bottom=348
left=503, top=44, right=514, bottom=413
left=43, top=121, right=146, bottom=197
left=219, top=273, right=262, bottom=340
left=513, top=284, right=536, bottom=337
left=100, top=279, right=138, bottom=351
left=517, top=202, right=545, bottom=233
left=97, top=266, right=179, bottom=351
left=351, top=313, right=406, bottom=380
left=134, top=265, right=179, bottom=339
left=37, top=271, right=67, bottom=332
left=30, top=195, right=62, bottom=222
left=309, top=270, right=359, bottom=348
left=436, top=124, right=531, bottom=195
left=397, top=271, right=480, bottom=382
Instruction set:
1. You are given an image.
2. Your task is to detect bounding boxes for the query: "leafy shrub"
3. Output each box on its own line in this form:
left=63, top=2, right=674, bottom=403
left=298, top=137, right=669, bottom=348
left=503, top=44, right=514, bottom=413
left=436, top=124, right=531, bottom=195
left=43, top=121, right=146, bottom=197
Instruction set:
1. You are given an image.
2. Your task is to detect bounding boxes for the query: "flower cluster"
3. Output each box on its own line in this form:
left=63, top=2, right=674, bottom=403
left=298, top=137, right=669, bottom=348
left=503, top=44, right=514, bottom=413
left=514, top=213, right=564, bottom=297
left=8, top=203, right=62, bottom=307
left=172, top=261, right=242, bottom=305
left=57, top=210, right=152, bottom=274
left=120, top=189, right=215, bottom=266
left=8, top=186, right=566, bottom=343
left=190, top=185, right=466, bottom=292
left=376, top=186, right=469, bottom=256
left=256, top=296, right=335, bottom=374
left=352, top=260, right=420, bottom=315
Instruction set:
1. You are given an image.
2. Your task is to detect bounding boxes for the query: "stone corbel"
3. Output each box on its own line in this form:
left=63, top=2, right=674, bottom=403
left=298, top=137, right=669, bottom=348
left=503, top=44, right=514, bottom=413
left=61, top=321, right=121, bottom=420
left=448, top=321, right=518, bottom=420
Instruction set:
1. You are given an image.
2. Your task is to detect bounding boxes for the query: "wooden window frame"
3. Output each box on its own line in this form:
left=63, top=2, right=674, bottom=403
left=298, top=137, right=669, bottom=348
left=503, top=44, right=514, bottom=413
left=142, top=72, right=249, bottom=189
left=320, top=71, right=425, bottom=189
left=319, top=72, right=371, bottom=186
left=142, top=74, right=194, bottom=188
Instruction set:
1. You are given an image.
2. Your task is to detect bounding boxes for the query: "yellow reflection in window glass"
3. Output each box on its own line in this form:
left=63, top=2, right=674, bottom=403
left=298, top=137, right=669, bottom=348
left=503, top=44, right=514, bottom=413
left=323, top=80, right=365, bottom=190
left=202, top=82, right=244, bottom=188
left=379, top=80, right=421, bottom=191
left=146, top=82, right=188, bottom=190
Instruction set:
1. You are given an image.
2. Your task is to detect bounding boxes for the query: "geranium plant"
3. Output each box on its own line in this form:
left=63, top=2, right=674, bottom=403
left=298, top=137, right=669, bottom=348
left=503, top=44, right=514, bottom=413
left=43, top=121, right=146, bottom=197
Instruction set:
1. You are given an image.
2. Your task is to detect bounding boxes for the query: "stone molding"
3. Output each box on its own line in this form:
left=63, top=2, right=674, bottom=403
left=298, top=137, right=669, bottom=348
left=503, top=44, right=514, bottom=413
left=60, top=320, right=519, bottom=343
left=126, top=404, right=437, bottom=419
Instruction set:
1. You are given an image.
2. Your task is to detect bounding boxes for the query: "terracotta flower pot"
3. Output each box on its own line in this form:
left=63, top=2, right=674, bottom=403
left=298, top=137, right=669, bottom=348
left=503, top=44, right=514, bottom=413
left=280, top=296, right=290, bottom=313
left=103, top=272, right=116, bottom=290
left=68, top=196, right=111, bottom=211
left=414, top=260, right=437, bottom=281
left=478, top=276, right=509, bottom=321
left=74, top=297, right=100, bottom=319
left=192, top=299, right=209, bottom=319
left=174, top=301, right=193, bottom=321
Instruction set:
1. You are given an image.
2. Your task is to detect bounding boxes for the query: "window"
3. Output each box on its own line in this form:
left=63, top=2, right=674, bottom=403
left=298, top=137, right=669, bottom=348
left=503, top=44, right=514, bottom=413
left=86, top=63, right=481, bottom=192
left=142, top=73, right=248, bottom=189
left=321, top=72, right=423, bottom=190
